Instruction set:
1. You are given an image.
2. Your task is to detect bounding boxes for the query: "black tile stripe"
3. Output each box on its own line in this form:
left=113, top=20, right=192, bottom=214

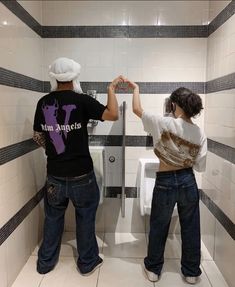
left=0, top=67, right=44, bottom=92
left=0, top=187, right=45, bottom=246
left=209, top=0, right=235, bottom=36
left=42, top=25, right=208, bottom=38
left=105, top=186, right=137, bottom=198
left=0, top=139, right=39, bottom=166
left=1, top=0, right=42, bottom=37
left=3, top=0, right=235, bottom=39
left=0, top=68, right=205, bottom=94
left=2, top=0, right=234, bottom=39
left=208, top=138, right=235, bottom=164
left=1, top=137, right=234, bottom=166
left=200, top=189, right=235, bottom=240
left=205, top=72, right=235, bottom=94
left=46, top=81, right=205, bottom=94
left=3, top=67, right=235, bottom=95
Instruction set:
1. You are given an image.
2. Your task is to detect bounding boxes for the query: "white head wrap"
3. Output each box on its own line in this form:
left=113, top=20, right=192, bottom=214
left=49, top=57, right=83, bottom=94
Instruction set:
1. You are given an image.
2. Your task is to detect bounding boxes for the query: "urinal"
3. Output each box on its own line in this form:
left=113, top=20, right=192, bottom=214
left=89, top=146, right=105, bottom=204
left=137, top=158, right=177, bottom=217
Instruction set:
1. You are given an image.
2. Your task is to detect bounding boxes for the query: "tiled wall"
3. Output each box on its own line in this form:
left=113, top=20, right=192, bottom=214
left=41, top=1, right=207, bottom=234
left=1, top=1, right=235, bottom=286
left=0, top=2, right=45, bottom=287
left=202, top=1, right=235, bottom=286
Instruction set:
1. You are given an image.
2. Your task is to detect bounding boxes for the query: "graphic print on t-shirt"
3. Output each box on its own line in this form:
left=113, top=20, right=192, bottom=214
left=41, top=100, right=81, bottom=154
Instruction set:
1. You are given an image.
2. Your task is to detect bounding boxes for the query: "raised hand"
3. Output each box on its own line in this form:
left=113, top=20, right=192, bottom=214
left=124, top=79, right=139, bottom=90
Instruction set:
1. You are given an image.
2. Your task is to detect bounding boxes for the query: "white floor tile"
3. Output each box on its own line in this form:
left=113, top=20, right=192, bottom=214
left=98, top=257, right=154, bottom=287
left=11, top=257, right=44, bottom=287
left=103, top=233, right=147, bottom=258
left=32, top=232, right=104, bottom=257
left=202, top=261, right=230, bottom=287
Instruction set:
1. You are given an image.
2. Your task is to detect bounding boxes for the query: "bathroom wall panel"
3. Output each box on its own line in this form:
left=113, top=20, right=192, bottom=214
left=208, top=1, right=231, bottom=23
left=214, top=220, right=235, bottom=287
left=17, top=0, right=42, bottom=25
left=202, top=152, right=235, bottom=223
left=43, top=38, right=207, bottom=83
left=0, top=4, right=43, bottom=81
left=0, top=85, right=44, bottom=148
left=200, top=201, right=216, bottom=259
left=207, top=13, right=235, bottom=81
left=42, top=1, right=209, bottom=26
left=0, top=241, right=7, bottom=287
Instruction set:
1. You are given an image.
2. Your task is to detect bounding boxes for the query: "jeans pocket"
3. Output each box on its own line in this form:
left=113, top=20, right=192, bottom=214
left=71, top=177, right=99, bottom=208
left=46, top=180, right=62, bottom=206
left=155, top=184, right=172, bottom=206
left=181, top=183, right=199, bottom=203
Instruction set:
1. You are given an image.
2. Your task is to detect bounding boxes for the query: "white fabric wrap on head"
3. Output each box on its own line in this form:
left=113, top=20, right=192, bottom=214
left=49, top=57, right=83, bottom=94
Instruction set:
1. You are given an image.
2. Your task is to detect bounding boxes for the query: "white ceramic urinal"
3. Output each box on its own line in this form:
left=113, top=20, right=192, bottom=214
left=89, top=146, right=105, bottom=204
left=137, top=158, right=177, bottom=217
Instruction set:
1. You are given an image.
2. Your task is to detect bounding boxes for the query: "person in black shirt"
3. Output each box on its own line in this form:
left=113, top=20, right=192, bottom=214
left=33, top=57, right=124, bottom=275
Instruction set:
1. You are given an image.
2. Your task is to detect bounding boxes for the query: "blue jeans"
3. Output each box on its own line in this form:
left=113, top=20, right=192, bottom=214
left=144, top=168, right=201, bottom=277
left=37, top=170, right=100, bottom=274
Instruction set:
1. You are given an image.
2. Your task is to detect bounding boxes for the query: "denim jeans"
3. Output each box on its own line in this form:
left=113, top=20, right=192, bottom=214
left=144, top=168, right=201, bottom=277
left=37, top=170, right=100, bottom=274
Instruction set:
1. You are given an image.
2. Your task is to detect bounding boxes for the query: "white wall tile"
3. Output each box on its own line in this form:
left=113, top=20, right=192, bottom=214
left=209, top=1, right=231, bottom=23
left=0, top=4, right=43, bottom=80
left=43, top=38, right=207, bottom=82
left=200, top=201, right=216, bottom=259
left=6, top=221, right=32, bottom=287
left=42, top=1, right=209, bottom=26
left=207, top=14, right=235, bottom=81
left=0, top=242, right=8, bottom=287
left=17, top=1, right=43, bottom=24
left=214, top=220, right=235, bottom=287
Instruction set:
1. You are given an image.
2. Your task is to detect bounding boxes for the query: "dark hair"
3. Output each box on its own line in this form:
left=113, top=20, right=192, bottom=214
left=169, top=87, right=203, bottom=118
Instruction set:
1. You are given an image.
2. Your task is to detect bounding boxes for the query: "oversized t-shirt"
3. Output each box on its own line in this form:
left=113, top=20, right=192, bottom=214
left=141, top=111, right=207, bottom=172
left=33, top=90, right=106, bottom=177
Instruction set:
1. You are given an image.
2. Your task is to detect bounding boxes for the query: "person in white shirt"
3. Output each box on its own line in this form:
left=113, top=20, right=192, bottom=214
left=126, top=79, right=207, bottom=285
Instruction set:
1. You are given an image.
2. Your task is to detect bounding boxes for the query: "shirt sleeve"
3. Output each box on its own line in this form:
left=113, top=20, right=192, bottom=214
left=33, top=100, right=43, bottom=132
left=193, top=135, right=207, bottom=172
left=83, top=95, right=106, bottom=121
left=141, top=111, right=164, bottom=142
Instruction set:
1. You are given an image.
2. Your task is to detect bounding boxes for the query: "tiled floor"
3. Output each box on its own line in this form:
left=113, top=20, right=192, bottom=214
left=11, top=232, right=229, bottom=287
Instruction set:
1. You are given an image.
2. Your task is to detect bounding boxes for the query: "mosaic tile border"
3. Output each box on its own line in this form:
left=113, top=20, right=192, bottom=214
left=0, top=187, right=45, bottom=246
left=46, top=81, right=205, bottom=95
left=0, top=68, right=44, bottom=92
left=105, top=186, right=137, bottom=198
left=207, top=138, right=235, bottom=165
left=1, top=137, right=234, bottom=167
left=200, top=189, right=235, bottom=240
left=3, top=0, right=235, bottom=39
left=205, top=72, right=235, bottom=94
left=208, top=0, right=235, bottom=36
left=42, top=25, right=208, bottom=38
left=0, top=139, right=39, bottom=166
left=1, top=0, right=42, bottom=37
left=3, top=67, right=235, bottom=95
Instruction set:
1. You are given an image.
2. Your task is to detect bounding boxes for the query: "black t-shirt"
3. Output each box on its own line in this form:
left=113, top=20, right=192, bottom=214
left=33, top=90, right=106, bottom=177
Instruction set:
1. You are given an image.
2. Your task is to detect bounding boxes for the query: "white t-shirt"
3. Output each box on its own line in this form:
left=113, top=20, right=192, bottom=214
left=141, top=111, right=207, bottom=172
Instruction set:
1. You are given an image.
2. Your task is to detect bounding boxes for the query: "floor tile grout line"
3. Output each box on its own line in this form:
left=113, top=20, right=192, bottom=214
left=201, top=263, right=214, bottom=287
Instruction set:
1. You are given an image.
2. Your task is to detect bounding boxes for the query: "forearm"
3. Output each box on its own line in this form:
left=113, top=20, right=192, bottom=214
left=106, top=85, right=119, bottom=119
left=33, top=131, right=46, bottom=149
left=132, top=86, right=143, bottom=118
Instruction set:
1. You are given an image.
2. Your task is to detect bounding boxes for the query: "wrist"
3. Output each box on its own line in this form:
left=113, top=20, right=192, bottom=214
left=108, top=84, right=116, bottom=91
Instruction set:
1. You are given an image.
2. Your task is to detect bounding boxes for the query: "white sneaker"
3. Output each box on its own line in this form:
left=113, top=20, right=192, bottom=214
left=144, top=267, right=159, bottom=282
left=80, top=254, right=104, bottom=276
left=185, top=276, right=198, bottom=284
